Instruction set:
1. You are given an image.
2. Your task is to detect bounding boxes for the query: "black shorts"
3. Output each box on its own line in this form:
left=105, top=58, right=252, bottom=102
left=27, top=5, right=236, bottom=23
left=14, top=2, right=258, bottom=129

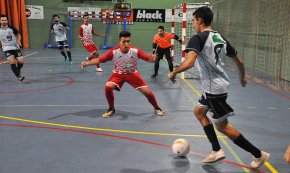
left=57, top=40, right=69, bottom=50
left=198, top=93, right=234, bottom=123
left=4, top=49, right=23, bottom=59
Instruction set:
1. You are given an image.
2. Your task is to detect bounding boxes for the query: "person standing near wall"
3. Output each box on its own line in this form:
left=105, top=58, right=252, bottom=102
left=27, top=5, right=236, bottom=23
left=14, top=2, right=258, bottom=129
left=51, top=14, right=73, bottom=64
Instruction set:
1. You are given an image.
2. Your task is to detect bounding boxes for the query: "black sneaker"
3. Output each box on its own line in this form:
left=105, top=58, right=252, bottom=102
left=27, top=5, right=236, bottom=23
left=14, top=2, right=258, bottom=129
left=18, top=76, right=25, bottom=82
left=102, top=108, right=115, bottom=118
left=151, top=73, right=158, bottom=78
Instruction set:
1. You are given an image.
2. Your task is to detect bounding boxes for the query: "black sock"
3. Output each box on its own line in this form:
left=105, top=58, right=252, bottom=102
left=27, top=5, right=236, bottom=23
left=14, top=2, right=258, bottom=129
left=17, top=63, right=23, bottom=70
left=233, top=134, right=261, bottom=158
left=60, top=51, right=67, bottom=59
left=11, top=64, right=20, bottom=77
left=67, top=51, right=72, bottom=61
left=204, top=124, right=221, bottom=151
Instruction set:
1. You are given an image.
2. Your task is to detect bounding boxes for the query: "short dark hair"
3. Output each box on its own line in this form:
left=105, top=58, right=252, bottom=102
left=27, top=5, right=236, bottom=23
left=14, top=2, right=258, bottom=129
left=83, top=13, right=89, bottom=18
left=53, top=14, right=59, bottom=18
left=0, top=14, right=7, bottom=18
left=158, top=26, right=164, bottom=30
left=119, top=31, right=131, bottom=39
left=193, top=6, right=213, bottom=26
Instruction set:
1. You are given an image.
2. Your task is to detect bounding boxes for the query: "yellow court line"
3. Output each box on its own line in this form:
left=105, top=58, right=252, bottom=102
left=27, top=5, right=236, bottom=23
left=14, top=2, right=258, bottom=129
left=181, top=77, right=278, bottom=173
left=0, top=115, right=227, bottom=138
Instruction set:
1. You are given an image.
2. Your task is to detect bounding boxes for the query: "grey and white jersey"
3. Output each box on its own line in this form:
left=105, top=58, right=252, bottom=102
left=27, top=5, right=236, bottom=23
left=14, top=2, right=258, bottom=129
left=51, top=22, right=67, bottom=42
left=0, top=26, right=20, bottom=51
left=185, top=30, right=237, bottom=94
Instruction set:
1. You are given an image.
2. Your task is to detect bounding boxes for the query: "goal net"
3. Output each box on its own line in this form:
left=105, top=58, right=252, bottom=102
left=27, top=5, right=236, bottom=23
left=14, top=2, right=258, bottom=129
left=172, top=2, right=212, bottom=79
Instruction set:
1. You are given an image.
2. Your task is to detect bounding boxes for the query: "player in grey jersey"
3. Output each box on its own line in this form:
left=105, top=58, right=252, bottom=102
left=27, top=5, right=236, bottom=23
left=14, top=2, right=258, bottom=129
left=0, top=14, right=25, bottom=81
left=168, top=7, right=269, bottom=169
left=50, top=14, right=72, bottom=64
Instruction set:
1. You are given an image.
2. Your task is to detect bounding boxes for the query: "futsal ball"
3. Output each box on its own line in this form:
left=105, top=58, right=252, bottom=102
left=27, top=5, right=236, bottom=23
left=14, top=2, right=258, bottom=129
left=172, top=138, right=190, bottom=156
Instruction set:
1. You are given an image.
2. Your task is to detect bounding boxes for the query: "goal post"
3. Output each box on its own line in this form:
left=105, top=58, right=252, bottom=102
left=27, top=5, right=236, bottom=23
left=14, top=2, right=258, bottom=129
left=172, top=2, right=212, bottom=79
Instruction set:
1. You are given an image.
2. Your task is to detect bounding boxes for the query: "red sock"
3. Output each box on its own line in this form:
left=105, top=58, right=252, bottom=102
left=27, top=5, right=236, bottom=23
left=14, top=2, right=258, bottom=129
left=96, top=63, right=100, bottom=68
left=105, top=86, right=114, bottom=109
left=145, top=91, right=159, bottom=110
left=88, top=54, right=101, bottom=68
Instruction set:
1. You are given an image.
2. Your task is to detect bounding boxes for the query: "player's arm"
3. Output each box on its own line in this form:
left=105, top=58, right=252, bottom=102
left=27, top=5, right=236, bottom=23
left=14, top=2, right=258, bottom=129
left=232, top=55, right=247, bottom=87
left=78, top=27, right=84, bottom=40
left=91, top=26, right=106, bottom=37
left=168, top=50, right=197, bottom=82
left=16, top=33, right=22, bottom=47
left=284, top=144, right=290, bottom=164
left=61, top=22, right=69, bottom=30
left=224, top=38, right=247, bottom=87
left=50, top=24, right=54, bottom=33
left=81, top=49, right=113, bottom=67
left=137, top=48, right=156, bottom=63
left=174, top=34, right=182, bottom=44
left=152, top=43, right=157, bottom=54
left=152, top=35, right=158, bottom=54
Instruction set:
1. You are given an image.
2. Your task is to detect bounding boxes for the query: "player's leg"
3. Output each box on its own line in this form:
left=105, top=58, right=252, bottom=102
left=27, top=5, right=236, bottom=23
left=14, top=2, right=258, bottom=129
left=164, top=48, right=173, bottom=72
left=194, top=95, right=224, bottom=163
left=63, top=40, right=72, bottom=64
left=57, top=41, right=67, bottom=62
left=215, top=119, right=270, bottom=168
left=6, top=50, right=24, bottom=81
left=102, top=74, right=124, bottom=118
left=85, top=44, right=102, bottom=71
left=151, top=49, right=164, bottom=78
left=128, top=72, right=164, bottom=116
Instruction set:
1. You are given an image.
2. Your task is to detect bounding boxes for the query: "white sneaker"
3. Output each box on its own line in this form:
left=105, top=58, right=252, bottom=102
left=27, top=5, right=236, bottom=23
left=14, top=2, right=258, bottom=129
left=96, top=67, right=103, bottom=72
left=202, top=149, right=226, bottom=163
left=102, top=108, right=115, bottom=118
left=154, top=109, right=165, bottom=116
left=250, top=151, right=270, bottom=169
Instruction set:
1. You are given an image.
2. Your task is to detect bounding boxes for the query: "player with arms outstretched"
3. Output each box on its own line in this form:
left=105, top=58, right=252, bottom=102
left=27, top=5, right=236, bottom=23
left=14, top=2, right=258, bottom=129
left=81, top=31, right=165, bottom=118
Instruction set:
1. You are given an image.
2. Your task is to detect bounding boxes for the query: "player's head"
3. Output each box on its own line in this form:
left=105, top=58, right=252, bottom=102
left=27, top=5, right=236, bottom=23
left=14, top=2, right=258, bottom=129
left=119, top=31, right=131, bottom=53
left=0, top=14, right=8, bottom=27
left=192, top=6, right=213, bottom=32
left=157, top=26, right=164, bottom=37
left=83, top=14, right=89, bottom=24
left=53, top=14, right=60, bottom=23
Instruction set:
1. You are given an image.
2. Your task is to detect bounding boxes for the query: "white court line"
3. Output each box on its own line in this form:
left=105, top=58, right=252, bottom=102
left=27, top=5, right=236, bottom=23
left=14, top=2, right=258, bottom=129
left=0, top=104, right=194, bottom=108
left=24, top=52, right=39, bottom=57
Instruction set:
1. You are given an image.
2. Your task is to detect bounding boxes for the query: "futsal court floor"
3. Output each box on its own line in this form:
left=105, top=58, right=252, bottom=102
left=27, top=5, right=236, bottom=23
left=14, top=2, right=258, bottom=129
left=0, top=48, right=289, bottom=173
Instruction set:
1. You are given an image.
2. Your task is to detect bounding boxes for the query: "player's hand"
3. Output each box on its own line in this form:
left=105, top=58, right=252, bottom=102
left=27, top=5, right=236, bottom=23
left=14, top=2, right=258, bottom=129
left=18, top=41, right=22, bottom=47
left=240, top=78, right=247, bottom=87
left=178, top=39, right=182, bottom=44
left=284, top=145, right=290, bottom=164
left=148, top=54, right=157, bottom=62
left=168, top=72, right=177, bottom=83
left=79, top=37, right=84, bottom=41
left=81, top=61, right=89, bottom=68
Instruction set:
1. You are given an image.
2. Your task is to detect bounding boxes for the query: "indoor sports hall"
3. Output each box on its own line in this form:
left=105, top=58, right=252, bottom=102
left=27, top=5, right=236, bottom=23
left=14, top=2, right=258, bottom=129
left=0, top=0, right=290, bottom=173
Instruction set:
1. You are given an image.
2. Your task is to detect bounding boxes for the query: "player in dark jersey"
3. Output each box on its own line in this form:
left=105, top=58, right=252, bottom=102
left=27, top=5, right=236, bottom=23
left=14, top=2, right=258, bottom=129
left=0, top=14, right=25, bottom=81
left=168, top=7, right=269, bottom=168
left=50, top=14, right=72, bottom=64
left=81, top=31, right=165, bottom=118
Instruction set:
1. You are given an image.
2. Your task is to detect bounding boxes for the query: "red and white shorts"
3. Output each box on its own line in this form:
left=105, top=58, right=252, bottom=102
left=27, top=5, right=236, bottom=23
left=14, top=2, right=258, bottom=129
left=107, top=72, right=147, bottom=91
left=84, top=44, right=98, bottom=54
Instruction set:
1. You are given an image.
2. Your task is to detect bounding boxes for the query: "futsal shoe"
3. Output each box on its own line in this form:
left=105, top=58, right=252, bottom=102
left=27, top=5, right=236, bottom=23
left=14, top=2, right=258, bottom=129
left=154, top=108, right=165, bottom=116
left=69, top=61, right=73, bottom=65
left=250, top=151, right=270, bottom=169
left=17, top=76, right=25, bottom=82
left=96, top=67, right=103, bottom=72
left=151, top=73, right=158, bottom=78
left=102, top=108, right=115, bottom=118
left=202, top=149, right=226, bottom=163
